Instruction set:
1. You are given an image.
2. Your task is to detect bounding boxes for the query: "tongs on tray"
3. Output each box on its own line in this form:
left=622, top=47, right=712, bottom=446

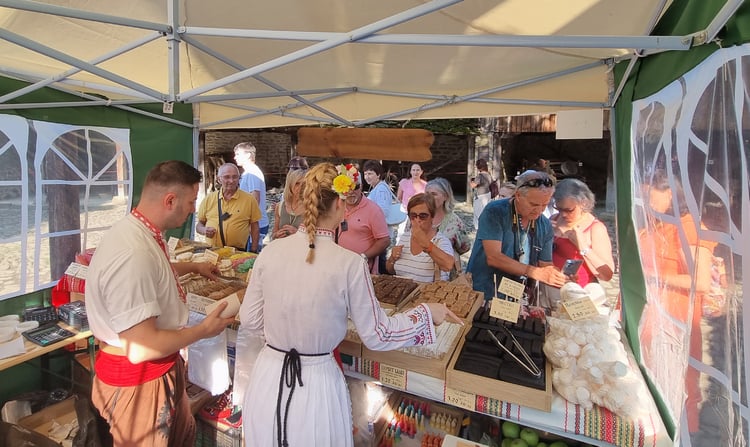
left=486, top=327, right=542, bottom=378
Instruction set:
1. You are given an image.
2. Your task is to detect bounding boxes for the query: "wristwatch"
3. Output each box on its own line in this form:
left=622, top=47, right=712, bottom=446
left=579, top=248, right=590, bottom=257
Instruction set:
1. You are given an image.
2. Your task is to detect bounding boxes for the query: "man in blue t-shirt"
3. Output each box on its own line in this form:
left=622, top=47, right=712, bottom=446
left=234, top=142, right=268, bottom=252
left=467, top=170, right=567, bottom=302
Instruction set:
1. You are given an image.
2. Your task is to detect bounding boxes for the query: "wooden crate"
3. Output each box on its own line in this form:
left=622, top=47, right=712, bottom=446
left=362, top=293, right=482, bottom=380
left=445, top=333, right=553, bottom=412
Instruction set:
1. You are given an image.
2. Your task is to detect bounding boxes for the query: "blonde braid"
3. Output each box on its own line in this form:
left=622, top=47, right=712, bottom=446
left=303, top=163, right=338, bottom=263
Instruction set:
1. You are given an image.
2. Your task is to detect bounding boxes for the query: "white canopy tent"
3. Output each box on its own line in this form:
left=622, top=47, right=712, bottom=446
left=0, top=0, right=738, bottom=129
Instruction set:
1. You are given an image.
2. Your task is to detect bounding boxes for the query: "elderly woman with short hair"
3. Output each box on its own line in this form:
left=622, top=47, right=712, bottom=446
left=550, top=178, right=615, bottom=285
left=385, top=193, right=455, bottom=282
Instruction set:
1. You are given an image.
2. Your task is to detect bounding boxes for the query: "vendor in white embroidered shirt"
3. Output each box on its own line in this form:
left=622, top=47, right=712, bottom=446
left=385, top=193, right=455, bottom=282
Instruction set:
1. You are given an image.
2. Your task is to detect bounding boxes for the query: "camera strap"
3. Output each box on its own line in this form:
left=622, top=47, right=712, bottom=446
left=216, top=191, right=227, bottom=247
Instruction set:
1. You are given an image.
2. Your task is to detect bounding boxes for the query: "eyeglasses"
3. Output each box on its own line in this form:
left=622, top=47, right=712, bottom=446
left=408, top=212, right=431, bottom=221
left=518, top=178, right=554, bottom=189
left=554, top=206, right=576, bottom=213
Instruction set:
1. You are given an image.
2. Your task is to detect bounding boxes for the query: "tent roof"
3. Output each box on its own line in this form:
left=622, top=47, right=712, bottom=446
left=0, top=0, right=734, bottom=129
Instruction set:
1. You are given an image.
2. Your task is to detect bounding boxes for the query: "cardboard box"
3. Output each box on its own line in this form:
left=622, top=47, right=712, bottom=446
left=195, top=412, right=243, bottom=447
left=374, top=392, right=464, bottom=446
left=17, top=397, right=78, bottom=441
left=445, top=333, right=553, bottom=412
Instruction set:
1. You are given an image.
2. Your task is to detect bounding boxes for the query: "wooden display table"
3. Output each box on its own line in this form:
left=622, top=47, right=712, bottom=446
left=0, top=324, right=93, bottom=372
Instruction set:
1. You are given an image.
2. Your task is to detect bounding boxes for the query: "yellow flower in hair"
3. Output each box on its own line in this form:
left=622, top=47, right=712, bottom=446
left=333, top=164, right=358, bottom=197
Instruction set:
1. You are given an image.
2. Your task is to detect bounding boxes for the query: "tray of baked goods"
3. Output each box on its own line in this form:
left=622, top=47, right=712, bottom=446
left=400, top=281, right=483, bottom=325
left=371, top=275, right=420, bottom=309
left=446, top=306, right=552, bottom=412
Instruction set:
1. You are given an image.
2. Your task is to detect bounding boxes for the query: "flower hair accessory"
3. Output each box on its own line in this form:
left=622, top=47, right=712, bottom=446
left=332, top=164, right=359, bottom=198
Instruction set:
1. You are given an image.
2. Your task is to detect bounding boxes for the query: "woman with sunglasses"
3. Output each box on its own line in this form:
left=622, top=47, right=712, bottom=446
left=550, top=178, right=615, bottom=286
left=384, top=193, right=455, bottom=282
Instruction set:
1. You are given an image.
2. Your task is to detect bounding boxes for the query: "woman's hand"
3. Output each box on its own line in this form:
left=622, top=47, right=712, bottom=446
left=274, top=224, right=298, bottom=239
left=411, top=224, right=432, bottom=251
left=425, top=303, right=464, bottom=326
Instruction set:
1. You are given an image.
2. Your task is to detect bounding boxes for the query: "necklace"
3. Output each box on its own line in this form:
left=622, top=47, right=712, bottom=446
left=511, top=199, right=534, bottom=260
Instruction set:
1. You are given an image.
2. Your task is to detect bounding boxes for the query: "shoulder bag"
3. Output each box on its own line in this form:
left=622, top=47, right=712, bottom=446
left=386, top=187, right=407, bottom=226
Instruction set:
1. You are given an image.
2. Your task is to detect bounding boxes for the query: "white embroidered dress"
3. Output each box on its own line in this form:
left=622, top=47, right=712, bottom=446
left=234, top=227, right=436, bottom=447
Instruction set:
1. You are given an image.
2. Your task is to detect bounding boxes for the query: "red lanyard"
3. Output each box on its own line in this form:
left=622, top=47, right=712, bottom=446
left=131, top=208, right=187, bottom=302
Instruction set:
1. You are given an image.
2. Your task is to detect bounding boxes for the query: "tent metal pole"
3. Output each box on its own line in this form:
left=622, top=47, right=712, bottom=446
left=185, top=88, right=355, bottom=102
left=178, top=0, right=462, bottom=100
left=609, top=54, right=641, bottom=107
left=0, top=67, right=157, bottom=100
left=0, top=0, right=169, bottom=32
left=181, top=35, right=353, bottom=126
left=167, top=0, right=180, bottom=102
left=359, top=61, right=605, bottom=124
left=704, top=0, right=745, bottom=44
left=0, top=100, right=147, bottom=109
left=0, top=29, right=166, bottom=101
left=182, top=27, right=689, bottom=51
left=0, top=33, right=162, bottom=104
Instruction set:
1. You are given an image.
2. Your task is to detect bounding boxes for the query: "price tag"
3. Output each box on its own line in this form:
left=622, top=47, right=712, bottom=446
left=445, top=387, right=476, bottom=412
left=562, top=297, right=600, bottom=321
left=379, top=364, right=406, bottom=390
left=75, top=265, right=88, bottom=279
left=498, top=276, right=525, bottom=300
left=489, top=297, right=521, bottom=323
left=64, top=262, right=81, bottom=276
left=203, top=250, right=220, bottom=265
left=167, top=237, right=180, bottom=254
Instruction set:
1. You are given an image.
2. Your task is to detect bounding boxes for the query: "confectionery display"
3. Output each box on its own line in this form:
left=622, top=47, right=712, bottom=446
left=376, top=395, right=461, bottom=447
left=371, top=275, right=420, bottom=307
left=180, top=273, right=247, bottom=301
left=396, top=321, right=463, bottom=359
left=408, top=282, right=478, bottom=319
left=453, top=307, right=546, bottom=391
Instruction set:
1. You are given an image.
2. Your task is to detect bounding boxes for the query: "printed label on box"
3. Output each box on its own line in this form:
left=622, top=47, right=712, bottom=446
left=379, top=364, right=406, bottom=390
left=444, top=387, right=476, bottom=412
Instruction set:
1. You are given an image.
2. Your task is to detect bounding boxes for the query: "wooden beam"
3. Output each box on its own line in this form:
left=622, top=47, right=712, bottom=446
left=297, top=128, right=433, bottom=161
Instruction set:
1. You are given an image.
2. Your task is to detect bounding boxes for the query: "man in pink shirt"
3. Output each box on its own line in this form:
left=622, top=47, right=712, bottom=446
left=337, top=171, right=390, bottom=274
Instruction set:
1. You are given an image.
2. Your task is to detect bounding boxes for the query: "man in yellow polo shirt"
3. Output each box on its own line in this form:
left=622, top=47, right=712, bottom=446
left=196, top=163, right=262, bottom=252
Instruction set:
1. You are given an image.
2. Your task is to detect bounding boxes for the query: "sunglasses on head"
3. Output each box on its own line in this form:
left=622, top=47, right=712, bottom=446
left=518, top=178, right=554, bottom=189
left=408, top=212, right=431, bottom=221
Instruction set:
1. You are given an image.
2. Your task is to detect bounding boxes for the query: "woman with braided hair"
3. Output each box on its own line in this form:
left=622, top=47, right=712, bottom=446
left=234, top=162, right=462, bottom=447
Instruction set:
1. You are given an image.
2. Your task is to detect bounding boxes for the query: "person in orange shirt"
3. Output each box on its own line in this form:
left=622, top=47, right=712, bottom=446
left=638, top=170, right=714, bottom=433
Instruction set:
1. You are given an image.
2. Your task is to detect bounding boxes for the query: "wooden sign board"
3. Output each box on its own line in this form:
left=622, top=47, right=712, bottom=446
left=297, top=127, right=433, bottom=161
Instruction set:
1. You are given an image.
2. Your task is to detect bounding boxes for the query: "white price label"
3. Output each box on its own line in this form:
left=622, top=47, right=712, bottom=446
left=562, top=298, right=600, bottom=321
left=64, top=263, right=81, bottom=276
left=489, top=298, right=520, bottom=323
left=167, top=237, right=180, bottom=253
left=445, top=387, right=476, bottom=412
left=498, top=276, right=525, bottom=300
left=203, top=250, right=220, bottom=265
left=379, top=364, right=407, bottom=390
left=75, top=265, right=88, bottom=279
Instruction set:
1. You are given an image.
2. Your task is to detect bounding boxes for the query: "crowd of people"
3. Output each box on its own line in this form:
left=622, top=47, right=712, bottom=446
left=83, top=146, right=622, bottom=446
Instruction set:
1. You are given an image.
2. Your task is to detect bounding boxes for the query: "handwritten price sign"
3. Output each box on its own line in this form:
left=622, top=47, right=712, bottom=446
left=562, top=298, right=599, bottom=321
left=489, top=298, right=521, bottom=323
left=498, top=277, right=525, bottom=300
